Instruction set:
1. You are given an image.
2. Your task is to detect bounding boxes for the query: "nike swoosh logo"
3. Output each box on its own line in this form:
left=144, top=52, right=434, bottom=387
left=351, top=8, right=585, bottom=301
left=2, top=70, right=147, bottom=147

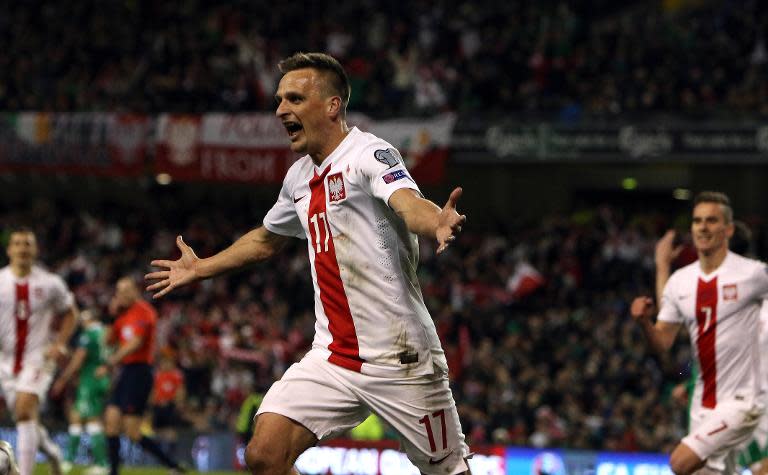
left=428, top=451, right=453, bottom=465
left=678, top=294, right=691, bottom=300
left=293, top=195, right=307, bottom=203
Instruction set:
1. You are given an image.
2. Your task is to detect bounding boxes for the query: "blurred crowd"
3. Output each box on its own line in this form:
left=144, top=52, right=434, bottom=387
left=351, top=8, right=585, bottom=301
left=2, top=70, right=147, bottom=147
left=1, top=0, right=766, bottom=118
left=3, top=188, right=767, bottom=452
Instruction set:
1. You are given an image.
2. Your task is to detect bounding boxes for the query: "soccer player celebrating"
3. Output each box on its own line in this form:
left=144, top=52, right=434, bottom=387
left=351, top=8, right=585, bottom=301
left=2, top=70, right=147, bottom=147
left=656, top=223, right=768, bottom=474
left=98, top=277, right=184, bottom=475
left=0, top=228, right=77, bottom=475
left=51, top=309, right=110, bottom=475
left=631, top=192, right=768, bottom=474
left=147, top=52, right=471, bottom=474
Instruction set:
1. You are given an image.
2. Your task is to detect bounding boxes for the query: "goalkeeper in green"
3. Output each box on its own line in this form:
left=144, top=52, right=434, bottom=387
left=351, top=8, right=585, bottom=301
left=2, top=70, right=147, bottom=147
left=51, top=309, right=110, bottom=475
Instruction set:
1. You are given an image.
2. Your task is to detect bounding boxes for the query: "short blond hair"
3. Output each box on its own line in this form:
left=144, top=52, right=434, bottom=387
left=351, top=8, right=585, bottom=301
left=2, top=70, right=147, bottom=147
left=694, top=191, right=733, bottom=223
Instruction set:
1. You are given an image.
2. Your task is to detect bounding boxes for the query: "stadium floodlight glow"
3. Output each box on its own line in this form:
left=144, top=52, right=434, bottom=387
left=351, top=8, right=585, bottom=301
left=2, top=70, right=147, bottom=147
left=673, top=188, right=692, bottom=200
left=621, top=177, right=637, bottom=190
left=156, top=173, right=173, bottom=185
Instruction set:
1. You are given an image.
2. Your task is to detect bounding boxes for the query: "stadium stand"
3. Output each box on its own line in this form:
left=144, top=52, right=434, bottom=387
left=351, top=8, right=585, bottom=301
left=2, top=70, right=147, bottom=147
left=0, top=0, right=765, bottom=117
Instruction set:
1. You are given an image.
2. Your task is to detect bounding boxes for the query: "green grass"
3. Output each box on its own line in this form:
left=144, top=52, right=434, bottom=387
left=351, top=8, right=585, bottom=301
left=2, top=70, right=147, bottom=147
left=33, top=464, right=245, bottom=475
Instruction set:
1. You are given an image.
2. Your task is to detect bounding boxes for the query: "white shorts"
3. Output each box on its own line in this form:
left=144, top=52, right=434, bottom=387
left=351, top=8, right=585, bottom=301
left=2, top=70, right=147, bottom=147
left=683, top=397, right=763, bottom=473
left=257, top=349, right=470, bottom=475
left=0, top=359, right=55, bottom=408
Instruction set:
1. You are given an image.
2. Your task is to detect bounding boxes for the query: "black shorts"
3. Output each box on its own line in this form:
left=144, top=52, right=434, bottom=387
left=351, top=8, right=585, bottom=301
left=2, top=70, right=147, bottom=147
left=152, top=403, right=178, bottom=429
left=109, top=363, right=153, bottom=415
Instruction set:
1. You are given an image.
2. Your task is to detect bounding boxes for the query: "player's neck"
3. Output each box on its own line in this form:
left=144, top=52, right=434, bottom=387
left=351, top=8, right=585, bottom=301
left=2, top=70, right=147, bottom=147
left=10, top=263, right=32, bottom=278
left=310, top=122, right=350, bottom=167
left=698, top=246, right=728, bottom=274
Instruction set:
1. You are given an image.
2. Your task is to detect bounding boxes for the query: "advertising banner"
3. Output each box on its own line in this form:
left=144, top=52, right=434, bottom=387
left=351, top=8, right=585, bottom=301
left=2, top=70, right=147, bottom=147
left=0, top=428, right=685, bottom=474
left=155, top=114, right=292, bottom=184
left=452, top=121, right=768, bottom=163
left=293, top=440, right=506, bottom=475
left=0, top=112, right=150, bottom=175
left=155, top=113, right=455, bottom=184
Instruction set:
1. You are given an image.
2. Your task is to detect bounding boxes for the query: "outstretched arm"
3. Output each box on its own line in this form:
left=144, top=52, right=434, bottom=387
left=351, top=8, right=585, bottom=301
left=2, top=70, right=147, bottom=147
left=145, top=227, right=290, bottom=299
left=630, top=296, right=682, bottom=354
left=389, top=187, right=467, bottom=254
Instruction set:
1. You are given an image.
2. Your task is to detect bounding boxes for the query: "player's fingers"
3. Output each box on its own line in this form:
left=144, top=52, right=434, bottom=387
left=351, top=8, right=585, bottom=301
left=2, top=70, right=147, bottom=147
left=147, top=279, right=170, bottom=292
left=150, top=259, right=174, bottom=269
left=144, top=271, right=169, bottom=281
left=445, top=187, right=463, bottom=209
left=177, top=235, right=192, bottom=253
left=153, top=285, right=173, bottom=299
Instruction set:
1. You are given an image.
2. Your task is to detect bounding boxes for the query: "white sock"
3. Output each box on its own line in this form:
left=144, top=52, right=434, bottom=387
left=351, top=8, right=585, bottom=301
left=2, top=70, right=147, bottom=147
left=16, top=420, right=39, bottom=475
left=37, top=423, right=61, bottom=459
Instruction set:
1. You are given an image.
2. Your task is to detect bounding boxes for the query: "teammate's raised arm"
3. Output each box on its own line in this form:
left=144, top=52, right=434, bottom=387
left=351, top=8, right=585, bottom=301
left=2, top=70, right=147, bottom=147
left=654, top=230, right=683, bottom=303
left=388, top=187, right=467, bottom=254
left=145, top=227, right=290, bottom=299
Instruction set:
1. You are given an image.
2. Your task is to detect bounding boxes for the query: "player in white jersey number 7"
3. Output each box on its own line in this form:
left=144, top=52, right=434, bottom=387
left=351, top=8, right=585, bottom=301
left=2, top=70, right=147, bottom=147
left=631, top=192, right=768, bottom=475
left=1, top=228, right=77, bottom=475
left=146, top=52, right=471, bottom=475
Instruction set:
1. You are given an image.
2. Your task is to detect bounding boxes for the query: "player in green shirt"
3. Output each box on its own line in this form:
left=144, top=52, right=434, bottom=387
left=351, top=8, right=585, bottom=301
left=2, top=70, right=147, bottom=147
left=51, top=309, right=110, bottom=475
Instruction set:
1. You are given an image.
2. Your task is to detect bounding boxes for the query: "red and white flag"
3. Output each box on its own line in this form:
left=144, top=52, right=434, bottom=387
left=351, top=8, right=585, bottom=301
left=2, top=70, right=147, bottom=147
left=507, top=261, right=545, bottom=299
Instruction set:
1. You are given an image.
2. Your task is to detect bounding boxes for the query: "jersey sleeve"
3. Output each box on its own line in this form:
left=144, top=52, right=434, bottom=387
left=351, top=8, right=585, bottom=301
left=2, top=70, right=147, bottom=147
left=358, top=145, right=421, bottom=206
left=263, top=165, right=305, bottom=239
left=49, top=276, right=74, bottom=314
left=752, top=262, right=768, bottom=299
left=121, top=314, right=150, bottom=342
left=657, top=278, right=684, bottom=323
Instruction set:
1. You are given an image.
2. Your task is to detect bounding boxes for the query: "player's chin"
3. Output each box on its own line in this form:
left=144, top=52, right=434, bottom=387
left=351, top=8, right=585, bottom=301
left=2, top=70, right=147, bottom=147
left=288, top=139, right=307, bottom=154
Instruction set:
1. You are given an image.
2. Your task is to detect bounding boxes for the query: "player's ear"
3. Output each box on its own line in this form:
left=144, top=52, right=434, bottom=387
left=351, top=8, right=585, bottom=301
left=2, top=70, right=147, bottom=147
left=726, top=222, right=735, bottom=239
left=327, top=96, right=342, bottom=120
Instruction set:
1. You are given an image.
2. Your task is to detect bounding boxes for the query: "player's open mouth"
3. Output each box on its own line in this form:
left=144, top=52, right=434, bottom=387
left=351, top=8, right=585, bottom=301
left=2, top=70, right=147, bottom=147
left=284, top=121, right=303, bottom=140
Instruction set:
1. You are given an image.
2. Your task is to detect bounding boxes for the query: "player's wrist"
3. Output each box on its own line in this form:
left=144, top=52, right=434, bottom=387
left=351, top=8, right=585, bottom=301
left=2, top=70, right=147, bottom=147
left=51, top=343, right=69, bottom=357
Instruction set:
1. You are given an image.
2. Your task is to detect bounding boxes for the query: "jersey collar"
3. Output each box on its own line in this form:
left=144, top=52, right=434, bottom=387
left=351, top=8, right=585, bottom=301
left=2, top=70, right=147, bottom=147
left=313, top=127, right=360, bottom=174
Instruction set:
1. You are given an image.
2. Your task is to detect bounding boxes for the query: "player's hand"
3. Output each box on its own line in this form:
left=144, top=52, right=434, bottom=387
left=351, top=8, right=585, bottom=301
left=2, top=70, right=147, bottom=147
left=145, top=236, right=201, bottom=299
left=670, top=383, right=689, bottom=407
left=630, top=296, right=656, bottom=323
left=50, top=378, right=66, bottom=398
left=45, top=343, right=68, bottom=362
left=436, top=187, right=467, bottom=254
left=655, top=230, right=683, bottom=268
left=95, top=365, right=109, bottom=378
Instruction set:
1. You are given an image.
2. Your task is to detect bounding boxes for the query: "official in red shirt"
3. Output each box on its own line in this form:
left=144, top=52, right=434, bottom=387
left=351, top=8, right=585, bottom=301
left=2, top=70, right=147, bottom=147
left=98, top=277, right=184, bottom=475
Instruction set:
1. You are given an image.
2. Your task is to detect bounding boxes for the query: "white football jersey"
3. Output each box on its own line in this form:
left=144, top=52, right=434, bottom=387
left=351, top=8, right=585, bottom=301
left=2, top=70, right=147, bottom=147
left=659, top=252, right=768, bottom=410
left=0, top=266, right=74, bottom=372
left=264, top=127, right=447, bottom=377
